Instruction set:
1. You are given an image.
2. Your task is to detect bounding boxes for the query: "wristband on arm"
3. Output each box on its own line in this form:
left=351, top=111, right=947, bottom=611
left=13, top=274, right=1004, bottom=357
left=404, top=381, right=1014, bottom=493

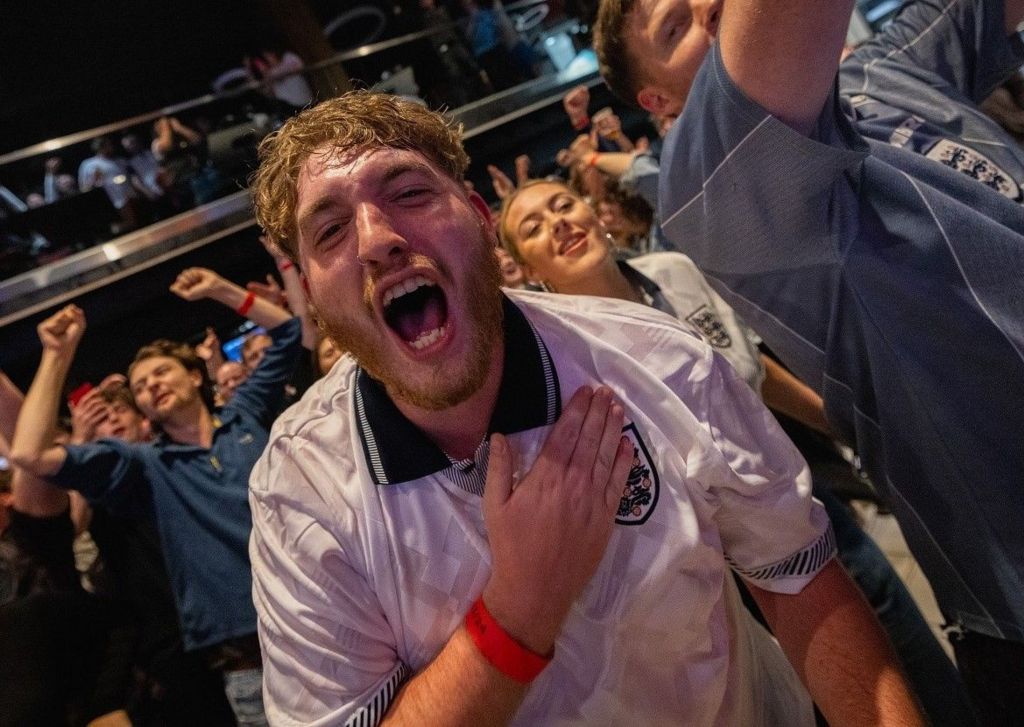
left=572, top=115, right=590, bottom=131
left=465, top=597, right=552, bottom=683
left=236, top=291, right=256, bottom=316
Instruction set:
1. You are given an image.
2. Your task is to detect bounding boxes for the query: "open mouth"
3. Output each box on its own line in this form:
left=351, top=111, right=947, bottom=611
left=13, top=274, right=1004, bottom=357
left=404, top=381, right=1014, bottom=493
left=382, top=275, right=449, bottom=351
left=558, top=232, right=588, bottom=256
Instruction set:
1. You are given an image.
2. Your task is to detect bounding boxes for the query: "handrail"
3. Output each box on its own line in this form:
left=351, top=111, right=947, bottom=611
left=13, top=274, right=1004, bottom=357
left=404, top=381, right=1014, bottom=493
left=0, top=0, right=562, bottom=167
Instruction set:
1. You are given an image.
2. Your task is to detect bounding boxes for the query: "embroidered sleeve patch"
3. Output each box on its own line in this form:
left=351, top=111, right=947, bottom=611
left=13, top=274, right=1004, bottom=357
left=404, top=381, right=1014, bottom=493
left=616, top=423, right=660, bottom=525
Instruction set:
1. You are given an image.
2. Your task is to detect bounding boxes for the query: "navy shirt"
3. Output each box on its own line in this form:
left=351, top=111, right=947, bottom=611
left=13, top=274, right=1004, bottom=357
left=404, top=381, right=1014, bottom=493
left=52, top=317, right=302, bottom=650
left=659, top=2, right=1024, bottom=641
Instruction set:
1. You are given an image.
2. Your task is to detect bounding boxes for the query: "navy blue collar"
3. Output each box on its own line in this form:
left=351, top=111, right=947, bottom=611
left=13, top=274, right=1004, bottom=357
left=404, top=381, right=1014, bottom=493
left=354, top=295, right=560, bottom=486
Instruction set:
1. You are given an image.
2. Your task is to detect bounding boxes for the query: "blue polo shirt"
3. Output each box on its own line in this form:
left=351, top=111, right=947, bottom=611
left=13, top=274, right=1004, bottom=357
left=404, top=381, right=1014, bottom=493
left=52, top=317, right=302, bottom=650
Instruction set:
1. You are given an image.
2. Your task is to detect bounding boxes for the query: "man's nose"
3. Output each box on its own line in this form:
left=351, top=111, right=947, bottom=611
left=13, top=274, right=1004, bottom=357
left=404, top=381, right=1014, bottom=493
left=355, top=203, right=408, bottom=269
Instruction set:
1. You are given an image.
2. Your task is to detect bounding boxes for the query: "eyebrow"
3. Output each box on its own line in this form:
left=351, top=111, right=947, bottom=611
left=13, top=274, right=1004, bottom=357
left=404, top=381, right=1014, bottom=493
left=296, top=161, right=438, bottom=235
left=516, top=192, right=566, bottom=233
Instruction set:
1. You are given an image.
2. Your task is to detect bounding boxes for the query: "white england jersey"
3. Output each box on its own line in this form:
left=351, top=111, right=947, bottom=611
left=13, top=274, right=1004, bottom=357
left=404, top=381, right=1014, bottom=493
left=249, top=292, right=833, bottom=727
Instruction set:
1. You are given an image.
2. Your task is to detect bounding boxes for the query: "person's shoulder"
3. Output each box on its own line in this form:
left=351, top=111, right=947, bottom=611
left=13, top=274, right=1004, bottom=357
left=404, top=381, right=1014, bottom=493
left=250, top=357, right=379, bottom=538
left=268, top=355, right=358, bottom=445
left=507, top=288, right=709, bottom=358
left=508, top=287, right=673, bottom=326
left=627, top=250, right=698, bottom=274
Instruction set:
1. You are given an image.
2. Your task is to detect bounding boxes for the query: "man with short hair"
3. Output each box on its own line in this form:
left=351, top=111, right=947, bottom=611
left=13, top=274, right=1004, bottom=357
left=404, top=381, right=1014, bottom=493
left=11, top=268, right=302, bottom=726
left=215, top=360, right=249, bottom=404
left=595, top=0, right=1024, bottom=718
left=240, top=332, right=273, bottom=373
left=247, top=92, right=922, bottom=726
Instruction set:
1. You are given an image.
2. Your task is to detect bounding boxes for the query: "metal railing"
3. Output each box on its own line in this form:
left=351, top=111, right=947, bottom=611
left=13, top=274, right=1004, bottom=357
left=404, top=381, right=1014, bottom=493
left=0, top=1, right=597, bottom=323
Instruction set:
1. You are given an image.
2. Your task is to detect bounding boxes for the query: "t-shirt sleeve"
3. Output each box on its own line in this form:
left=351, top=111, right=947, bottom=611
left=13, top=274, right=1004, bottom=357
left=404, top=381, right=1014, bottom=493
left=620, top=152, right=662, bottom=209
left=658, top=43, right=865, bottom=389
left=52, top=440, right=150, bottom=515
left=844, top=0, right=1024, bottom=104
left=689, top=350, right=835, bottom=595
left=249, top=437, right=409, bottom=727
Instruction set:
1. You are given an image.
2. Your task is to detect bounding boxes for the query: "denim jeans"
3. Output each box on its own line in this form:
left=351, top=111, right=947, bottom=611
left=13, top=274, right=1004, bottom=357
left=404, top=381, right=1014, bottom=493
left=222, top=667, right=268, bottom=727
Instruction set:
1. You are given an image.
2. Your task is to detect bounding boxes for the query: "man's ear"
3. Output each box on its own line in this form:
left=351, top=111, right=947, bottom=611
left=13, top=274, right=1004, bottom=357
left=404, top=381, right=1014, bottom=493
left=467, top=189, right=497, bottom=230
left=636, top=86, right=672, bottom=116
left=189, top=368, right=204, bottom=390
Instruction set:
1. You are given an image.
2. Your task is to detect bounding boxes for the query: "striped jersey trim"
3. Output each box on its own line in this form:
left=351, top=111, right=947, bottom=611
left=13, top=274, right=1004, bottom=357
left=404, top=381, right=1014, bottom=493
left=344, top=662, right=411, bottom=727
left=727, top=526, right=837, bottom=583
left=529, top=317, right=559, bottom=425
left=444, top=439, right=492, bottom=497
left=355, top=372, right=389, bottom=485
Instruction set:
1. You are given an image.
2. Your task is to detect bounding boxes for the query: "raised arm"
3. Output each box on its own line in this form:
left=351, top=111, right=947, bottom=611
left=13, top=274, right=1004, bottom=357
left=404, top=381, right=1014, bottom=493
left=750, top=560, right=925, bottom=726
left=169, top=266, right=292, bottom=330
left=9, top=306, right=86, bottom=513
left=718, top=0, right=855, bottom=134
left=257, top=234, right=317, bottom=348
left=151, top=117, right=175, bottom=158
left=0, top=369, right=24, bottom=453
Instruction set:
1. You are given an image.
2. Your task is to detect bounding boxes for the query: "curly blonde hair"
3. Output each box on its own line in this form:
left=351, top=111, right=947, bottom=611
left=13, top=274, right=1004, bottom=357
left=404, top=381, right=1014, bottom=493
left=251, top=92, right=470, bottom=262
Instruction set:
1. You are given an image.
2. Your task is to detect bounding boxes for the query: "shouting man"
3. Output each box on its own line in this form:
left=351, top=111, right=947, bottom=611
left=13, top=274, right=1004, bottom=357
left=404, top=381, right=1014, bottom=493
left=248, top=92, right=922, bottom=726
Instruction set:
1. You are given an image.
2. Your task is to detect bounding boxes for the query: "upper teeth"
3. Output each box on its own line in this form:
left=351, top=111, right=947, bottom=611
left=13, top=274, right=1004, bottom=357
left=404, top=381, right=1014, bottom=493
left=383, top=275, right=434, bottom=307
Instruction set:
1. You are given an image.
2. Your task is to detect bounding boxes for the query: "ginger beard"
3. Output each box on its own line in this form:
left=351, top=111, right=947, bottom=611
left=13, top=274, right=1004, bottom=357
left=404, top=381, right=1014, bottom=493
left=313, top=229, right=504, bottom=411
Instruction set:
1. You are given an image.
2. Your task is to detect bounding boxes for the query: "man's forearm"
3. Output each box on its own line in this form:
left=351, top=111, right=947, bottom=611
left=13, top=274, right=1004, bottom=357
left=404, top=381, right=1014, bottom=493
left=10, top=349, right=73, bottom=515
left=382, top=626, right=530, bottom=727
left=10, top=350, right=71, bottom=477
left=719, top=0, right=856, bottom=134
left=760, top=356, right=831, bottom=435
left=0, top=369, right=24, bottom=444
left=209, top=279, right=293, bottom=330
left=750, top=560, right=925, bottom=727
left=593, top=152, right=637, bottom=179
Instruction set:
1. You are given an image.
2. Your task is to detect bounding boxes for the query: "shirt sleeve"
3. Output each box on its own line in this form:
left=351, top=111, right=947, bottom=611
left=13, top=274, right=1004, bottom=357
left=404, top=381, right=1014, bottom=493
left=659, top=42, right=865, bottom=391
left=844, top=0, right=1024, bottom=104
left=229, top=317, right=302, bottom=426
left=249, top=437, right=409, bottom=727
left=51, top=440, right=151, bottom=516
left=686, top=350, right=835, bottom=595
left=620, top=152, right=662, bottom=210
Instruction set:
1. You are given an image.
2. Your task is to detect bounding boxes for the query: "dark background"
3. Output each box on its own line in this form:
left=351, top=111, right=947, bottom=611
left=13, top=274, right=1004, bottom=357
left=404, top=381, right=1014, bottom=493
left=0, top=0, right=643, bottom=393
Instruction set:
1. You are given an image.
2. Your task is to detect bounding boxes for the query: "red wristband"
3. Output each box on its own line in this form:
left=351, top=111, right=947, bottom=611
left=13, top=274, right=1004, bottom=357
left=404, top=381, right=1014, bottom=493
left=465, top=598, right=551, bottom=683
left=236, top=291, right=256, bottom=316
left=587, top=152, right=600, bottom=168
left=571, top=114, right=590, bottom=131
left=277, top=259, right=294, bottom=272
